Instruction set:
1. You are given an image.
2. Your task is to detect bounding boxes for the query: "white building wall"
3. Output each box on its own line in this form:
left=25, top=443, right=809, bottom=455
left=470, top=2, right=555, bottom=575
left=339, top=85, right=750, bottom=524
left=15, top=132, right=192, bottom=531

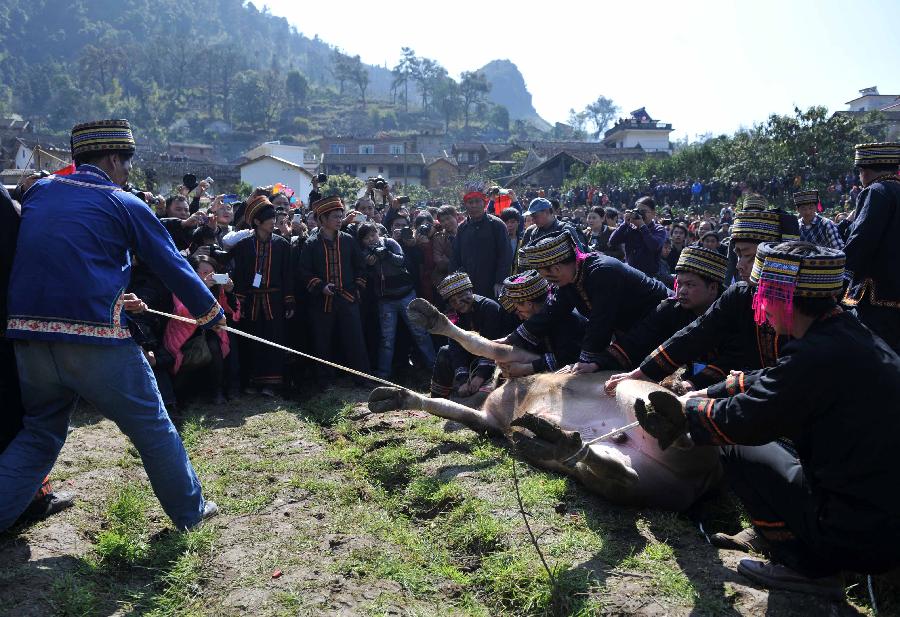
left=240, top=158, right=313, bottom=207
left=617, top=130, right=671, bottom=152
left=244, top=143, right=307, bottom=167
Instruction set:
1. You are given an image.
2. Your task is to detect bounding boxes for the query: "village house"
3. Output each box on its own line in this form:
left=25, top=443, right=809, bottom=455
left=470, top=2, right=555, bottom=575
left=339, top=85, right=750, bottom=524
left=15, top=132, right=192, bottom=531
left=602, top=107, right=673, bottom=153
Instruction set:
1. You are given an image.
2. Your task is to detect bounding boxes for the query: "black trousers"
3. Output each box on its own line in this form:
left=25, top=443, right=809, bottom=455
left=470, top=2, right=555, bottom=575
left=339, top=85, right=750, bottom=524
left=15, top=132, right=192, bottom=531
left=0, top=338, right=23, bottom=451
left=855, top=302, right=900, bottom=355
left=309, top=298, right=370, bottom=380
left=722, top=443, right=897, bottom=577
left=430, top=345, right=462, bottom=397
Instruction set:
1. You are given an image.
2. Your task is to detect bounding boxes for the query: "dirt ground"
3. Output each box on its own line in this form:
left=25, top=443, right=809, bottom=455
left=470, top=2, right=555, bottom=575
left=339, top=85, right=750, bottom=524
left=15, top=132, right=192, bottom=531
left=0, top=387, right=893, bottom=616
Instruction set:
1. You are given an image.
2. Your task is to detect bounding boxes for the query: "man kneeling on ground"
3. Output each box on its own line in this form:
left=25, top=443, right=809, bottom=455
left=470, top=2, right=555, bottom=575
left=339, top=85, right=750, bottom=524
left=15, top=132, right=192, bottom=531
left=633, top=241, right=900, bottom=599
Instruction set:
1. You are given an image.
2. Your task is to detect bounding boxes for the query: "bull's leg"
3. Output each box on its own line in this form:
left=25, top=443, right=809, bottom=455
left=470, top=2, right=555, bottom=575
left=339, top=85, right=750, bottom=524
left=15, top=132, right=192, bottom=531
left=368, top=387, right=504, bottom=436
left=511, top=413, right=638, bottom=487
left=407, top=298, right=537, bottom=364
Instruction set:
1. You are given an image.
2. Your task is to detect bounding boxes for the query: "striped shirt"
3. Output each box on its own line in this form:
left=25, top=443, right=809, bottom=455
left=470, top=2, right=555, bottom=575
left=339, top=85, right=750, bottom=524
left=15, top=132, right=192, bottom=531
left=799, top=214, right=845, bottom=250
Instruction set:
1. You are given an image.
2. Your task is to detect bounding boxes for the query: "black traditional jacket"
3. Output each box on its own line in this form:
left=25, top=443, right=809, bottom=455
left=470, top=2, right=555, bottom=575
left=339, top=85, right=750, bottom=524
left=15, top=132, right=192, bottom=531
left=510, top=309, right=586, bottom=372
left=686, top=310, right=900, bottom=564
left=298, top=230, right=366, bottom=313
left=639, top=282, right=787, bottom=384
left=843, top=176, right=900, bottom=309
left=599, top=298, right=738, bottom=388
left=450, top=295, right=519, bottom=382
left=519, top=253, right=669, bottom=365
left=232, top=233, right=295, bottom=321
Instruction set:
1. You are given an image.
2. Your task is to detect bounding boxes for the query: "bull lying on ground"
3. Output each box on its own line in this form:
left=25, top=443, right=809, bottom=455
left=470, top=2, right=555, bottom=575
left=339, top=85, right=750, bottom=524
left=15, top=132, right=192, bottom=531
left=368, top=299, right=722, bottom=512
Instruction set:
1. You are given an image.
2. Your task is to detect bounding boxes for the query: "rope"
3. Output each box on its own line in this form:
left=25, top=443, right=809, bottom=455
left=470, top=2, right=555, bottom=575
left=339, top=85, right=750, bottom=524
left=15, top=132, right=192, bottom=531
left=144, top=307, right=410, bottom=392
left=146, top=307, right=638, bottom=446
left=581, top=420, right=640, bottom=446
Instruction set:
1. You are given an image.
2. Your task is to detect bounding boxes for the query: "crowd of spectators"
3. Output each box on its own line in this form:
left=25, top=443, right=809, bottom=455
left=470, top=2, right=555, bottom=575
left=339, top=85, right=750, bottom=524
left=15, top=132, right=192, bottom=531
left=123, top=171, right=863, bottom=428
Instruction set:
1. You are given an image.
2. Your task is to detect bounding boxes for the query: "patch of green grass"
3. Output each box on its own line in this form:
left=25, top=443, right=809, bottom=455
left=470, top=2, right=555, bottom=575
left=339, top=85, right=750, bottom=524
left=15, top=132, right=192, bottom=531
left=143, top=526, right=218, bottom=616
left=179, top=416, right=211, bottom=450
left=471, top=439, right=506, bottom=462
left=95, top=483, right=152, bottom=564
left=399, top=476, right=464, bottom=518
left=360, top=444, right=418, bottom=489
left=518, top=473, right=570, bottom=509
left=548, top=527, right=604, bottom=557
left=338, top=547, right=432, bottom=595
left=474, top=552, right=594, bottom=616
left=48, top=573, right=98, bottom=617
left=299, top=395, right=355, bottom=426
left=442, top=499, right=509, bottom=565
left=619, top=541, right=697, bottom=603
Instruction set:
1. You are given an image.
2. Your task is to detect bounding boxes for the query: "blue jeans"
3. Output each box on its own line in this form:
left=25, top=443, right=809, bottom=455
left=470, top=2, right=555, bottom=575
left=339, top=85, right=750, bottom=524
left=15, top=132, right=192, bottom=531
left=0, top=340, right=206, bottom=531
left=376, top=291, right=436, bottom=379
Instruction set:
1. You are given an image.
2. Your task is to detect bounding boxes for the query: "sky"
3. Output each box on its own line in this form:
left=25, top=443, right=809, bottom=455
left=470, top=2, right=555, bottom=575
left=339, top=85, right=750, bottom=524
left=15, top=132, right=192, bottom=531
left=261, top=0, right=899, bottom=140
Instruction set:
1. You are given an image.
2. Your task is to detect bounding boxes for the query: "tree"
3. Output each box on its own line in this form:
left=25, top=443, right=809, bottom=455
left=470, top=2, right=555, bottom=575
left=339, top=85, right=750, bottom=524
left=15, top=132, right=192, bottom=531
left=320, top=173, right=365, bottom=205
left=330, top=50, right=354, bottom=96
left=232, top=70, right=267, bottom=127
left=459, top=71, right=490, bottom=128
left=567, top=108, right=590, bottom=139
left=490, top=105, right=510, bottom=133
left=285, top=70, right=308, bottom=108
left=347, top=55, right=369, bottom=105
left=583, top=95, right=620, bottom=139
left=412, top=57, right=443, bottom=111
left=433, top=77, right=462, bottom=132
left=392, top=47, right=418, bottom=112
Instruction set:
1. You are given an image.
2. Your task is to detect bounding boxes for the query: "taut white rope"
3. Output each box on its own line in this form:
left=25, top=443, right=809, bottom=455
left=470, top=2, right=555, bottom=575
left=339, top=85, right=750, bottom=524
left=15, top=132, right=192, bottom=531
left=144, top=307, right=408, bottom=391
left=146, top=307, right=640, bottom=445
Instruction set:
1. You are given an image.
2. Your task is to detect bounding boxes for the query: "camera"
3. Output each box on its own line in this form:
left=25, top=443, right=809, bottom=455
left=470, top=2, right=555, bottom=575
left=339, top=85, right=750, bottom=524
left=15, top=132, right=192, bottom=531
left=417, top=224, right=431, bottom=237
left=397, top=195, right=410, bottom=205
left=400, top=227, right=413, bottom=241
left=368, top=176, right=388, bottom=191
left=123, top=183, right=152, bottom=204
left=629, top=209, right=643, bottom=220
left=316, top=173, right=327, bottom=183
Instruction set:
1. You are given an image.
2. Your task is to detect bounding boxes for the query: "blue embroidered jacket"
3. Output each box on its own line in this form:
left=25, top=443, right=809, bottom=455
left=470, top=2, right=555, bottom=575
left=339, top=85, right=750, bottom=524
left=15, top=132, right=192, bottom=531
left=6, top=165, right=222, bottom=345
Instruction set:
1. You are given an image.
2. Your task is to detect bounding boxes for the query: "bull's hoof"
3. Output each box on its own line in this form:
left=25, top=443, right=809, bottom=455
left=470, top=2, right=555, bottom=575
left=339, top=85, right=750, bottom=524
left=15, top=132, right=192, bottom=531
left=509, top=431, right=556, bottom=462
left=407, top=298, right=449, bottom=335
left=635, top=390, right=686, bottom=451
left=512, top=413, right=583, bottom=461
left=368, top=387, right=415, bottom=413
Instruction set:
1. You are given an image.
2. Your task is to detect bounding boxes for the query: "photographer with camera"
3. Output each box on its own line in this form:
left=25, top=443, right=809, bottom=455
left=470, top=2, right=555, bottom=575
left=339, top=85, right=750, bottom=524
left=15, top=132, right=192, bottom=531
left=402, top=212, right=438, bottom=303
left=177, top=174, right=212, bottom=215
left=607, top=196, right=668, bottom=277
left=308, top=172, right=328, bottom=206
left=160, top=194, right=214, bottom=252
left=358, top=223, right=435, bottom=380
left=432, top=205, right=459, bottom=294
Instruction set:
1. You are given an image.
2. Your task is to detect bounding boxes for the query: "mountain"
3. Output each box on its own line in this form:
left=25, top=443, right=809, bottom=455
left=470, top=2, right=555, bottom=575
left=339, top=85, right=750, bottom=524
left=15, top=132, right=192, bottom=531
left=0, top=0, right=550, bottom=145
left=478, top=60, right=552, bottom=132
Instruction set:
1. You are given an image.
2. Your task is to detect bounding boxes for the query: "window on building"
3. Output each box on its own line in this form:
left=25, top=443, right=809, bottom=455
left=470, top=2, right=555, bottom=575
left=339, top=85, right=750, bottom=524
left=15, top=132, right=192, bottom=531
left=472, top=153, right=480, bottom=162
left=329, top=144, right=347, bottom=154
left=389, top=144, right=404, bottom=155
left=457, top=152, right=469, bottom=163
left=378, top=166, right=384, bottom=173
left=344, top=165, right=353, bottom=174
left=358, top=144, right=375, bottom=154
left=360, top=166, right=367, bottom=173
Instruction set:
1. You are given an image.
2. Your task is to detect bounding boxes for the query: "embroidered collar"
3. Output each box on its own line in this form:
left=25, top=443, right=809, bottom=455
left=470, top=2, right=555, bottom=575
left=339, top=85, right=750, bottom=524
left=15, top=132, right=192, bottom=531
left=74, top=164, right=114, bottom=183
